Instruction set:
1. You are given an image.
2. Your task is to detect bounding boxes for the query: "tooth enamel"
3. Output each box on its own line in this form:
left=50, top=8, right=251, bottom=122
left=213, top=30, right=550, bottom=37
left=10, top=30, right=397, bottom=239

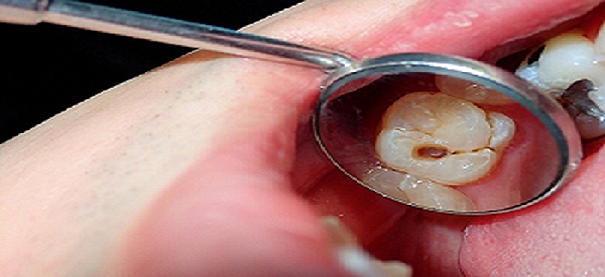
left=589, top=88, right=605, bottom=110
left=376, top=92, right=512, bottom=185
left=382, top=92, right=491, bottom=151
left=435, top=75, right=515, bottom=105
left=537, top=32, right=605, bottom=91
left=361, top=165, right=476, bottom=211
left=488, top=112, right=516, bottom=149
left=516, top=29, right=605, bottom=118
left=398, top=174, right=475, bottom=211
left=361, top=166, right=410, bottom=201
left=595, top=23, right=605, bottom=61
left=515, top=62, right=552, bottom=92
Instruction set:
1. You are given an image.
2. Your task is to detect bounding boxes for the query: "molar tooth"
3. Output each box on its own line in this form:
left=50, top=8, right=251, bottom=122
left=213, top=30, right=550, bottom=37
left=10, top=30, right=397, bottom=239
left=488, top=112, right=515, bottom=150
left=515, top=62, right=553, bottom=93
left=361, top=166, right=410, bottom=201
left=538, top=32, right=605, bottom=91
left=376, top=92, right=513, bottom=185
left=361, top=165, right=477, bottom=211
left=381, top=92, right=490, bottom=151
left=516, top=29, right=605, bottom=132
left=398, top=174, right=475, bottom=211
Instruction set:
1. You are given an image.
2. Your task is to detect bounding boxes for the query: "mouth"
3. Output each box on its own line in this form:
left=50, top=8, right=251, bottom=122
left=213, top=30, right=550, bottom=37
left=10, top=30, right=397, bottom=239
left=294, top=1, right=605, bottom=276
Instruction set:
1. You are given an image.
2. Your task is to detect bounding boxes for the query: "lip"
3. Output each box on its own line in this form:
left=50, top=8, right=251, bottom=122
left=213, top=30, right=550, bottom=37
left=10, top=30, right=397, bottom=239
left=296, top=1, right=605, bottom=275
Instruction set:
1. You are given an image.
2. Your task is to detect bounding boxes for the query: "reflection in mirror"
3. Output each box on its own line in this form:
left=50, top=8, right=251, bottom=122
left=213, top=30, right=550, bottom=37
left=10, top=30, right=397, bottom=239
left=318, top=73, right=561, bottom=213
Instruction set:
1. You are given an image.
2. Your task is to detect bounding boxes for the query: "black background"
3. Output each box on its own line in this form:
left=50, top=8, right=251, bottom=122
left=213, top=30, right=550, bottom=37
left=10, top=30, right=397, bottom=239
left=0, top=0, right=302, bottom=142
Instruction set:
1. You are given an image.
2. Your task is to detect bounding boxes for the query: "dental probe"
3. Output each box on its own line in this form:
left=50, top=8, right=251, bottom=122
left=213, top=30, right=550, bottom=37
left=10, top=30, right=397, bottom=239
left=0, top=0, right=352, bottom=70
left=0, top=0, right=587, bottom=215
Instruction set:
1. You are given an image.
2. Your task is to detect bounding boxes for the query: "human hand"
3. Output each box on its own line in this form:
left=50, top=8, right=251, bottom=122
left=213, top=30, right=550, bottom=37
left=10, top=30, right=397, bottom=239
left=0, top=0, right=604, bottom=276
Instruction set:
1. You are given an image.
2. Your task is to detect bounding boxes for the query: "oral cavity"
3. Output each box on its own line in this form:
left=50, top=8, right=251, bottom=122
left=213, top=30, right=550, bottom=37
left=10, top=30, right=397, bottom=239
left=368, top=90, right=515, bottom=212
left=365, top=22, right=605, bottom=212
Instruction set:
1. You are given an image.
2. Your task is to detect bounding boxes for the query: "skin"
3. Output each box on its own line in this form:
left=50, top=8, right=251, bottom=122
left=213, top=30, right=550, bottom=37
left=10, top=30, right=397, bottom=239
left=1, top=0, right=605, bottom=276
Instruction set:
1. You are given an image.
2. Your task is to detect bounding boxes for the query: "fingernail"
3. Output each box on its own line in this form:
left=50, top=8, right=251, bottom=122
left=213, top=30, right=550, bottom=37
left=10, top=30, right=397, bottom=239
left=374, top=260, right=413, bottom=277
left=337, top=245, right=382, bottom=276
left=336, top=246, right=412, bottom=277
left=321, top=216, right=412, bottom=277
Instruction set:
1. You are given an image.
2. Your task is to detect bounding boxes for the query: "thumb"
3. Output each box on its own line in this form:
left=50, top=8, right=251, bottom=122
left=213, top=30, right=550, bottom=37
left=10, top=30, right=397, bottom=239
left=110, top=127, right=348, bottom=275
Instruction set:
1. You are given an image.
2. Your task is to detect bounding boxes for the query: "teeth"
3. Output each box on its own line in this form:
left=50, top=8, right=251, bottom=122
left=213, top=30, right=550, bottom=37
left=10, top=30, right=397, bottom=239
left=589, top=89, right=605, bottom=110
left=377, top=128, right=496, bottom=184
left=376, top=92, right=513, bottom=185
left=361, top=166, right=475, bottom=211
left=436, top=75, right=515, bottom=105
left=488, top=112, right=516, bottom=150
left=515, top=60, right=552, bottom=92
left=516, top=29, right=605, bottom=113
left=537, top=32, right=605, bottom=91
left=398, top=174, right=475, bottom=211
left=361, top=165, right=411, bottom=201
left=381, top=92, right=491, bottom=151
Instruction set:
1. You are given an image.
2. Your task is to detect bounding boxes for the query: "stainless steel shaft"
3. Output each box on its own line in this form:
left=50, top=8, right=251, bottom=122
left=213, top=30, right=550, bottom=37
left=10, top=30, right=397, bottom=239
left=0, top=0, right=353, bottom=70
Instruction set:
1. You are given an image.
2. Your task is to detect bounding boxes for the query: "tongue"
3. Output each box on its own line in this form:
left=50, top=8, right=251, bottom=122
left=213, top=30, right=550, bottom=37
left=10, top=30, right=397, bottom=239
left=293, top=0, right=605, bottom=275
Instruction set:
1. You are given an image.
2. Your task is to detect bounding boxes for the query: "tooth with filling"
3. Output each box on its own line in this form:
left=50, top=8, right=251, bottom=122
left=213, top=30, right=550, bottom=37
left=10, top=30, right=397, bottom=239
left=516, top=29, right=605, bottom=112
left=376, top=92, right=514, bottom=185
left=539, top=32, right=605, bottom=94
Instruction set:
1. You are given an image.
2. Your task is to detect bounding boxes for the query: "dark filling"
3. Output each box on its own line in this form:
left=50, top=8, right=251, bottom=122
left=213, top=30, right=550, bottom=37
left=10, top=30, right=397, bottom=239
left=559, top=79, right=601, bottom=117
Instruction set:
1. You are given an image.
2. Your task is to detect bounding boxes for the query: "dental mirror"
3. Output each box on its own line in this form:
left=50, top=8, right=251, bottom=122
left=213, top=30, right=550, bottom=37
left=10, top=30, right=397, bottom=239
left=0, top=0, right=586, bottom=214
left=315, top=54, right=582, bottom=214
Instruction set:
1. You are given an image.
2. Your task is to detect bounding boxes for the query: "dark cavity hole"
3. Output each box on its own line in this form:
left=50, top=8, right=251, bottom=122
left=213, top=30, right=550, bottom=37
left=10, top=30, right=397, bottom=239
left=414, top=145, right=449, bottom=159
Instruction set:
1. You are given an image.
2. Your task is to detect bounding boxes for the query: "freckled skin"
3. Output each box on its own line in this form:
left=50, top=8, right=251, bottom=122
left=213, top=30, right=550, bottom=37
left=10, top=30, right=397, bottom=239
left=0, top=0, right=603, bottom=276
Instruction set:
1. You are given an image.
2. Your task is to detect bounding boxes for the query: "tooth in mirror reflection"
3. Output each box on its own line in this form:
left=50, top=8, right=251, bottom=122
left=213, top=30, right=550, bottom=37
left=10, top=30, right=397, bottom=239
left=316, top=71, right=569, bottom=214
